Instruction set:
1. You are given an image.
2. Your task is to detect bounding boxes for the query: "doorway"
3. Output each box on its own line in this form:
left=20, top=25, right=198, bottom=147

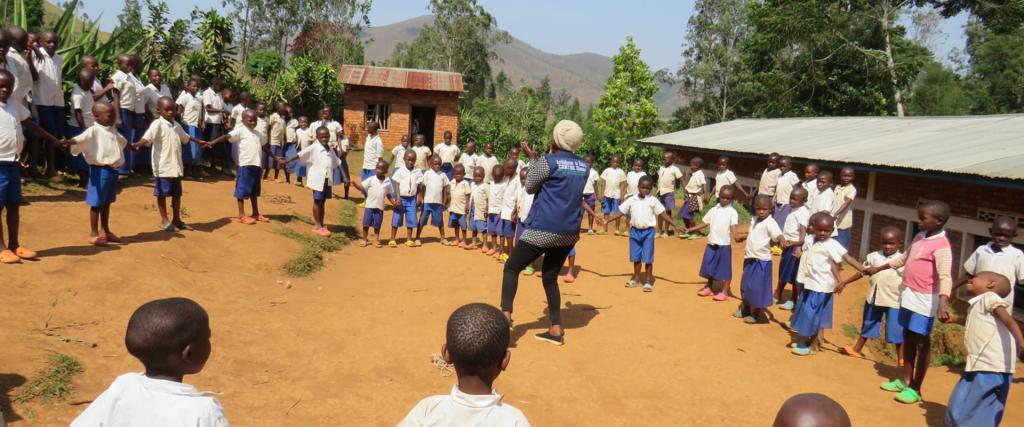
left=410, top=106, right=436, bottom=148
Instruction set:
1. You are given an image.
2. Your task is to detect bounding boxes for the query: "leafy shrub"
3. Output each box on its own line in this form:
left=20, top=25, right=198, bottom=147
left=245, top=50, right=284, bottom=80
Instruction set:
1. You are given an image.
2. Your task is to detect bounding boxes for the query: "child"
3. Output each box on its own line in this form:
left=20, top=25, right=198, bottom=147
left=434, top=130, right=460, bottom=179
left=832, top=167, right=857, bottom=249
left=66, top=68, right=95, bottom=187
left=283, top=106, right=298, bottom=181
left=772, top=393, right=852, bottom=427
left=398, top=303, right=528, bottom=426
left=713, top=156, right=749, bottom=200
left=801, top=163, right=820, bottom=206
left=448, top=164, right=472, bottom=248
left=516, top=169, right=540, bottom=276
left=625, top=159, right=646, bottom=202
left=685, top=185, right=741, bottom=301
left=468, top=166, right=489, bottom=251
left=772, top=157, right=800, bottom=226
left=415, top=155, right=450, bottom=246
left=498, top=159, right=520, bottom=260
left=132, top=97, right=203, bottom=232
left=603, top=176, right=682, bottom=292
left=837, top=226, right=905, bottom=362
left=388, top=150, right=423, bottom=248
left=459, top=140, right=479, bottom=175
left=790, top=212, right=865, bottom=356
left=479, top=143, right=499, bottom=183
left=656, top=152, right=684, bottom=238
left=361, top=121, right=384, bottom=185
left=70, top=297, right=227, bottom=426
left=265, top=101, right=288, bottom=182
left=332, top=131, right=351, bottom=199
left=486, top=164, right=507, bottom=257
left=581, top=154, right=599, bottom=234
left=944, top=272, right=1024, bottom=427
left=865, top=200, right=954, bottom=404
left=205, top=109, right=272, bottom=224
left=294, top=116, right=312, bottom=186
left=351, top=160, right=394, bottom=248
left=755, top=152, right=781, bottom=201
left=599, top=154, right=627, bottom=235
left=959, top=217, right=1023, bottom=307
left=143, top=68, right=172, bottom=122
left=412, top=134, right=431, bottom=171
left=810, top=170, right=834, bottom=214
left=111, top=54, right=140, bottom=176
left=735, top=195, right=782, bottom=323
left=254, top=102, right=269, bottom=148
left=776, top=187, right=810, bottom=310
left=280, top=126, right=342, bottom=236
left=32, top=31, right=64, bottom=178
left=65, top=102, right=128, bottom=246
left=678, top=156, right=707, bottom=239
left=175, top=78, right=204, bottom=179
left=392, top=134, right=411, bottom=171
left=202, top=79, right=228, bottom=174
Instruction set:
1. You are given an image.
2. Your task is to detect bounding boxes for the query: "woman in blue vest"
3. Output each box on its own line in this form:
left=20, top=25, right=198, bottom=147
left=502, top=120, right=595, bottom=346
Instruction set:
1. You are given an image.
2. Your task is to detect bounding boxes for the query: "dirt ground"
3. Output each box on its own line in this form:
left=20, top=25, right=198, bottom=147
left=1, top=172, right=1021, bottom=426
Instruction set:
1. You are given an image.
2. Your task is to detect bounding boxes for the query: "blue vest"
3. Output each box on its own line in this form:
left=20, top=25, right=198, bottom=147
left=524, top=151, right=589, bottom=235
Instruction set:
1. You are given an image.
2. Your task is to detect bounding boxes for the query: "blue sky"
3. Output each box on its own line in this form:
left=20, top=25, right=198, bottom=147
left=82, top=0, right=968, bottom=71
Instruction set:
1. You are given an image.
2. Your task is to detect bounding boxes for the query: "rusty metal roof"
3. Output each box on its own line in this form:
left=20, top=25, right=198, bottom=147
left=338, top=65, right=463, bottom=93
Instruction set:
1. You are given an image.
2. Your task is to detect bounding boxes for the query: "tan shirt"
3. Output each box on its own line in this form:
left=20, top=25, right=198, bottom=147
left=268, top=113, right=287, bottom=146
left=965, top=292, right=1017, bottom=373
left=449, top=179, right=472, bottom=215
left=833, top=183, right=857, bottom=229
left=757, top=168, right=781, bottom=196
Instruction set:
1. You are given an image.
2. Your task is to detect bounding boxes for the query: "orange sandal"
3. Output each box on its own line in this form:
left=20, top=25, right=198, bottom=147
left=14, top=246, right=36, bottom=259
left=0, top=249, right=21, bottom=264
left=255, top=215, right=270, bottom=223
left=89, top=236, right=108, bottom=246
left=103, top=233, right=122, bottom=243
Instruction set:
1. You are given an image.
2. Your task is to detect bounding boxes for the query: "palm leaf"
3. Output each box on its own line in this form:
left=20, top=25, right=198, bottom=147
left=54, top=0, right=80, bottom=38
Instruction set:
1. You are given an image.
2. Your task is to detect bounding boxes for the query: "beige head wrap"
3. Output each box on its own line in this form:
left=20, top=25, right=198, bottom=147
left=552, top=120, right=583, bottom=153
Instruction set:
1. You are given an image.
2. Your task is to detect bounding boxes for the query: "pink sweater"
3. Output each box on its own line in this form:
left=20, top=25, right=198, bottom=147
left=889, top=231, right=953, bottom=296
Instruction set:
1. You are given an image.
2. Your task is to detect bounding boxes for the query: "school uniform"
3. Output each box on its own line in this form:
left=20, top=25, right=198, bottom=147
left=228, top=125, right=268, bottom=199
left=945, top=292, right=1018, bottom=427
left=5, top=49, right=31, bottom=110
left=267, top=112, right=287, bottom=167
left=284, top=118, right=299, bottom=174
left=679, top=169, right=705, bottom=220
left=498, top=178, right=520, bottom=237
left=757, top=168, right=781, bottom=198
left=741, top=217, right=782, bottom=309
left=582, top=168, right=599, bottom=212
left=657, top=166, right=684, bottom=213
left=227, top=104, right=247, bottom=165
left=392, top=144, right=410, bottom=172
left=801, top=179, right=820, bottom=207
left=778, top=205, right=810, bottom=286
left=391, top=165, right=423, bottom=228
left=138, top=117, right=189, bottom=198
left=618, top=195, right=665, bottom=265
left=459, top=152, right=479, bottom=176
left=420, top=169, right=450, bottom=227
left=515, top=183, right=535, bottom=242
left=810, top=187, right=834, bottom=214
left=625, top=170, right=646, bottom=200
left=963, top=242, right=1023, bottom=307
left=449, top=178, right=472, bottom=229
left=112, top=70, right=141, bottom=175
left=202, top=87, right=228, bottom=166
left=600, top=167, right=627, bottom=214
left=143, top=83, right=172, bottom=119
left=70, top=372, right=228, bottom=427
left=65, top=84, right=95, bottom=172
left=434, top=143, right=460, bottom=179
left=478, top=154, right=499, bottom=183
left=0, top=100, right=30, bottom=207
left=70, top=124, right=128, bottom=207
left=296, top=143, right=341, bottom=202
left=32, top=49, right=64, bottom=141
left=470, top=181, right=489, bottom=233
left=791, top=238, right=847, bottom=337
left=175, top=91, right=204, bottom=166
left=888, top=230, right=954, bottom=337
left=833, top=183, right=857, bottom=248
left=398, top=385, right=530, bottom=427
left=329, top=137, right=351, bottom=184
left=360, top=131, right=383, bottom=182
left=859, top=251, right=905, bottom=344
left=714, top=169, right=738, bottom=197
left=295, top=128, right=312, bottom=178
left=361, top=175, right=392, bottom=229
left=699, top=204, right=739, bottom=281
left=487, top=179, right=507, bottom=236
left=773, top=170, right=800, bottom=224
left=412, top=145, right=432, bottom=171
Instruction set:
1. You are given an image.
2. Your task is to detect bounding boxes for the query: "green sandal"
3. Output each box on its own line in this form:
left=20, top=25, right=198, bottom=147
left=880, top=379, right=907, bottom=393
left=894, top=387, right=921, bottom=404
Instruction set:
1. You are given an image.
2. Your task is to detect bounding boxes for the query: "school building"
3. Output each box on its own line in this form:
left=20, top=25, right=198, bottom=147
left=338, top=65, right=463, bottom=150
left=640, top=115, right=1024, bottom=318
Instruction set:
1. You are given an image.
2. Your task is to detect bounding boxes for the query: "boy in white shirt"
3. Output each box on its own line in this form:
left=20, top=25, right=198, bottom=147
left=656, top=152, right=684, bottom=238
left=624, top=159, right=646, bottom=201
left=679, top=156, right=707, bottom=239
left=351, top=159, right=395, bottom=248
left=392, top=134, right=411, bottom=171
left=412, top=134, right=432, bottom=171
left=399, top=303, right=529, bottom=427
left=582, top=154, right=599, bottom=235
left=71, top=297, right=228, bottom=427
left=468, top=166, right=489, bottom=251
left=485, top=165, right=507, bottom=257
left=599, top=154, right=628, bottom=236
left=389, top=150, right=424, bottom=248
left=202, top=79, right=229, bottom=174
left=111, top=54, right=140, bottom=176
left=735, top=195, right=783, bottom=323
left=685, top=186, right=741, bottom=301
left=772, top=157, right=801, bottom=241
left=810, top=170, right=835, bottom=214
left=713, top=156, right=748, bottom=201
left=958, top=217, right=1024, bottom=307
left=833, top=167, right=858, bottom=249
left=435, top=130, right=460, bottom=179
left=776, top=187, right=810, bottom=311
left=281, top=126, right=342, bottom=237
left=205, top=109, right=272, bottom=225
left=265, top=101, right=289, bottom=183
left=838, top=226, right=905, bottom=361
left=449, top=164, right=473, bottom=248
left=175, top=78, right=204, bottom=179
left=459, top=140, right=479, bottom=175
left=478, top=143, right=499, bottom=183
left=65, top=102, right=128, bottom=246
left=360, top=120, right=383, bottom=196
left=801, top=163, right=820, bottom=207
left=294, top=116, right=311, bottom=186
left=66, top=69, right=95, bottom=187
left=32, top=31, right=64, bottom=178
left=415, top=155, right=451, bottom=246
left=755, top=153, right=781, bottom=201
left=603, top=176, right=682, bottom=292
left=143, top=68, right=172, bottom=121
left=498, top=159, right=521, bottom=260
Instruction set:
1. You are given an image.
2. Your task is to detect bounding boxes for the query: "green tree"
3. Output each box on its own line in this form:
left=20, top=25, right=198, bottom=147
left=191, top=8, right=236, bottom=82
left=114, top=0, right=145, bottom=52
left=459, top=86, right=545, bottom=158
left=139, top=0, right=192, bottom=88
left=226, top=0, right=371, bottom=63
left=907, top=61, right=970, bottom=115
left=588, top=37, right=660, bottom=168
left=245, top=49, right=285, bottom=80
left=963, top=20, right=1024, bottom=113
left=0, top=0, right=43, bottom=30
left=919, top=0, right=1024, bottom=33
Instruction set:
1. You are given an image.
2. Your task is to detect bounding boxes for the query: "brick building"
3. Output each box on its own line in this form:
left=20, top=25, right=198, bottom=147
left=641, top=115, right=1024, bottom=316
left=339, top=65, right=463, bottom=149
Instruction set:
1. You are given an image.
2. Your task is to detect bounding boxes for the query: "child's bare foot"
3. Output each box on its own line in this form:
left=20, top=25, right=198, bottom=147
left=255, top=215, right=270, bottom=223
left=103, top=232, right=122, bottom=243
left=358, top=239, right=369, bottom=247
left=239, top=216, right=256, bottom=225
left=839, top=346, right=865, bottom=358
left=89, top=236, right=108, bottom=246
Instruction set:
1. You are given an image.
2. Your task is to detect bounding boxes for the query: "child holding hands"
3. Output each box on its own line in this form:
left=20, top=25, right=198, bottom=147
left=350, top=160, right=394, bottom=247
left=735, top=195, right=782, bottom=323
left=685, top=185, right=741, bottom=301
left=65, top=102, right=128, bottom=246
left=837, top=226, right=905, bottom=362
left=280, top=126, right=342, bottom=236
left=602, top=176, right=682, bottom=292
left=205, top=109, right=272, bottom=224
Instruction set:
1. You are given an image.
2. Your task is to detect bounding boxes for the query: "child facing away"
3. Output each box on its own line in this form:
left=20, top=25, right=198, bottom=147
left=389, top=150, right=424, bottom=248
left=416, top=155, right=451, bottom=246
left=656, top=151, right=684, bottom=238
left=350, top=160, right=394, bottom=248
left=280, top=126, right=342, bottom=237
left=735, top=195, right=782, bottom=323
left=775, top=187, right=810, bottom=310
left=65, top=102, right=128, bottom=246
left=789, top=212, right=865, bottom=356
left=684, top=185, right=741, bottom=301
left=599, top=154, right=627, bottom=236
left=131, top=97, right=204, bottom=232
left=205, top=109, right=272, bottom=225
left=864, top=200, right=954, bottom=404
left=174, top=78, right=204, bottom=179
left=581, top=154, right=599, bottom=235
left=498, top=159, right=520, bottom=260
left=958, top=216, right=1023, bottom=307
left=944, top=271, right=1024, bottom=427
left=448, top=164, right=473, bottom=248
left=713, top=156, right=749, bottom=201
left=485, top=164, right=507, bottom=257
left=832, top=167, right=857, bottom=249
left=678, top=156, right=708, bottom=240
left=468, top=166, right=489, bottom=251
left=398, top=303, right=529, bottom=427
left=70, top=297, right=227, bottom=426
left=837, top=226, right=905, bottom=362
left=602, top=175, right=682, bottom=292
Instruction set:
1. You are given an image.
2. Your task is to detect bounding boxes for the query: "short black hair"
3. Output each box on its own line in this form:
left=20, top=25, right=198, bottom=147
left=810, top=211, right=835, bottom=227
left=638, top=175, right=654, bottom=186
left=690, top=157, right=704, bottom=167
left=446, top=303, right=509, bottom=375
left=992, top=216, right=1017, bottom=231
left=919, top=199, right=951, bottom=223
left=754, top=194, right=773, bottom=207
left=125, top=297, right=209, bottom=370
left=879, top=225, right=903, bottom=240
left=818, top=170, right=833, bottom=181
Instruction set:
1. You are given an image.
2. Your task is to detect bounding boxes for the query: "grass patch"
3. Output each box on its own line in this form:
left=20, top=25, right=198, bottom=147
left=930, top=320, right=967, bottom=367
left=840, top=323, right=860, bottom=340
left=14, top=352, right=83, bottom=404
left=279, top=199, right=359, bottom=277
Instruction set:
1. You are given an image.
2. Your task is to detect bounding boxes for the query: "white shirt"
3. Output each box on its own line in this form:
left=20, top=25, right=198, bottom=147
left=68, top=84, right=95, bottom=128
left=963, top=243, right=1024, bottom=306
left=70, top=372, right=228, bottom=427
left=657, top=165, right=684, bottom=196
left=811, top=187, right=834, bottom=214
left=229, top=103, right=245, bottom=126
left=398, top=385, right=530, bottom=427
left=412, top=145, right=432, bottom=171
left=202, top=88, right=224, bottom=124
left=228, top=125, right=267, bottom=168
left=255, top=117, right=268, bottom=137
left=362, top=175, right=392, bottom=210
left=488, top=180, right=507, bottom=214
left=434, top=143, right=460, bottom=164
left=479, top=155, right=499, bottom=183
left=129, top=73, right=146, bottom=113
left=449, top=179, right=472, bottom=215
left=139, top=117, right=189, bottom=178
left=111, top=70, right=137, bottom=111
left=797, top=238, right=847, bottom=293
left=782, top=205, right=810, bottom=242
left=362, top=133, right=384, bottom=170
left=285, top=118, right=298, bottom=143
left=802, top=179, right=820, bottom=206
left=392, top=144, right=410, bottom=164
left=471, top=182, right=489, bottom=220
left=267, top=113, right=287, bottom=146
left=864, top=251, right=904, bottom=308
left=460, top=152, right=479, bottom=173
left=0, top=100, right=29, bottom=161
left=296, top=128, right=313, bottom=150
left=618, top=195, right=665, bottom=229
left=298, top=143, right=342, bottom=192
left=833, top=183, right=857, bottom=229
left=70, top=124, right=128, bottom=167
left=583, top=169, right=599, bottom=195
left=32, top=50, right=63, bottom=107
left=6, top=49, right=32, bottom=107
left=964, top=292, right=1017, bottom=373
left=500, top=178, right=520, bottom=220
left=774, top=171, right=800, bottom=205
left=684, top=169, right=705, bottom=194
left=601, top=167, right=627, bottom=199
left=518, top=186, right=535, bottom=220
left=744, top=217, right=782, bottom=260
left=392, top=165, right=423, bottom=198
left=625, top=170, right=646, bottom=197
left=310, top=119, right=343, bottom=143
left=175, top=91, right=203, bottom=127
left=144, top=83, right=173, bottom=118
left=714, top=169, right=737, bottom=196
left=422, top=169, right=450, bottom=204
left=757, top=168, right=781, bottom=196
left=703, top=204, right=738, bottom=246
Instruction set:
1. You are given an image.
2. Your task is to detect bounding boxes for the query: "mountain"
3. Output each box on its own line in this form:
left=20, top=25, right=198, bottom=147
left=360, top=15, right=685, bottom=115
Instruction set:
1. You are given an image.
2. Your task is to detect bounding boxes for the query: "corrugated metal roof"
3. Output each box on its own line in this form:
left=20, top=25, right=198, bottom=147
left=338, top=65, right=463, bottom=93
left=640, top=115, right=1024, bottom=181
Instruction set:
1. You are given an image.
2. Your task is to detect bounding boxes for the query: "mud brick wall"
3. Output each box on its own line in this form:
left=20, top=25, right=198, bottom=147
left=342, top=86, right=460, bottom=150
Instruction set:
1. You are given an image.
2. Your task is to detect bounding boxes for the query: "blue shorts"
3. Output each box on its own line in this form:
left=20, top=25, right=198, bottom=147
left=441, top=163, right=454, bottom=180
left=486, top=213, right=501, bottom=235
left=391, top=196, right=418, bottom=227
left=153, top=177, right=182, bottom=198
left=182, top=125, right=203, bottom=166
left=362, top=208, right=383, bottom=229
left=898, top=307, right=934, bottom=336
left=472, top=219, right=488, bottom=233
left=360, top=169, right=375, bottom=182
left=270, top=145, right=285, bottom=158
left=234, top=165, right=262, bottom=199
left=699, top=244, right=732, bottom=281
left=629, top=227, right=655, bottom=264
left=499, top=219, right=515, bottom=238
left=419, top=203, right=444, bottom=227
left=0, top=162, right=22, bottom=206
left=313, top=180, right=332, bottom=201
left=791, top=289, right=834, bottom=337
left=583, top=193, right=596, bottom=211
left=602, top=197, right=620, bottom=215
left=860, top=303, right=903, bottom=344
left=449, top=212, right=467, bottom=228
left=283, top=143, right=298, bottom=173
left=335, top=157, right=351, bottom=183
left=946, top=371, right=1012, bottom=427
left=658, top=193, right=675, bottom=214
left=86, top=165, right=118, bottom=207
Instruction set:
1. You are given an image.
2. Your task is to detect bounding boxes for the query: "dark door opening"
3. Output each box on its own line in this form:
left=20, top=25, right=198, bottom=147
left=410, top=106, right=437, bottom=148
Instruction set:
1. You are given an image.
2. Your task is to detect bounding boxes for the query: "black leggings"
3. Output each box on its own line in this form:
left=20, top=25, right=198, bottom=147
left=501, top=242, right=573, bottom=325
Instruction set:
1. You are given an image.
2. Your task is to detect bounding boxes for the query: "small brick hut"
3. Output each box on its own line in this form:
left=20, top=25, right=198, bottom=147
left=339, top=65, right=463, bottom=150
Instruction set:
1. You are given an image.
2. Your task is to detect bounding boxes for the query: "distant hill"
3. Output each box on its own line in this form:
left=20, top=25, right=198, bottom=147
left=361, top=15, right=686, bottom=116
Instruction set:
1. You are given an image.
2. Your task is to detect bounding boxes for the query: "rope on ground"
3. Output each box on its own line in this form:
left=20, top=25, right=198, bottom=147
left=431, top=352, right=454, bottom=377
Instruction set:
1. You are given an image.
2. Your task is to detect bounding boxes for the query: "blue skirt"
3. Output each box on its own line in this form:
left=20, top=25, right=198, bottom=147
left=773, top=203, right=792, bottom=229
left=945, top=372, right=1011, bottom=427
left=699, top=244, right=732, bottom=280
left=740, top=259, right=773, bottom=309
left=86, top=165, right=118, bottom=207
left=778, top=245, right=800, bottom=285
left=678, top=195, right=696, bottom=220
left=182, top=125, right=203, bottom=166
left=791, top=289, right=834, bottom=337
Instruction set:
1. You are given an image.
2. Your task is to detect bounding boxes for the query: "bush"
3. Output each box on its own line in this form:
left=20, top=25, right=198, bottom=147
left=245, top=50, right=284, bottom=80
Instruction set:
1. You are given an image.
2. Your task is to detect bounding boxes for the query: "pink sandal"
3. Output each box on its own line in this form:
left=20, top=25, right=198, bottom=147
left=697, top=287, right=713, bottom=297
left=713, top=292, right=729, bottom=301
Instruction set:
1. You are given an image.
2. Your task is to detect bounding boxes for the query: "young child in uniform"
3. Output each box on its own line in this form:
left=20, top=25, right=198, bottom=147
left=281, top=126, right=341, bottom=237
left=331, top=130, right=351, bottom=199
left=392, top=134, right=411, bottom=171
left=412, top=134, right=431, bottom=171
left=294, top=116, right=311, bottom=186
left=388, top=150, right=423, bottom=248
left=603, top=176, right=682, bottom=292
left=625, top=159, right=646, bottom=203
left=70, top=298, right=227, bottom=426
left=679, top=156, right=707, bottom=239
left=66, top=68, right=95, bottom=187
left=265, top=101, right=288, bottom=182
left=478, top=143, right=499, bottom=183
left=776, top=187, right=810, bottom=310
left=254, top=102, right=269, bottom=151
left=498, top=159, right=520, bottom=260
left=351, top=160, right=394, bottom=248
left=485, top=165, right=507, bottom=257
left=516, top=169, right=540, bottom=276
left=832, top=167, right=857, bottom=249
left=755, top=152, right=781, bottom=202
left=110, top=54, right=139, bottom=176
left=468, top=166, right=489, bottom=251
left=205, top=109, right=272, bottom=225
left=789, top=212, right=865, bottom=356
left=448, top=164, right=472, bottom=248
left=509, top=146, right=526, bottom=174
left=685, top=185, right=741, bottom=301
left=581, top=154, right=599, bottom=235
left=416, top=155, right=450, bottom=246
left=801, top=163, right=820, bottom=207
left=838, top=226, right=905, bottom=362
left=65, top=102, right=128, bottom=246
left=459, top=140, right=479, bottom=175
left=398, top=303, right=528, bottom=427
left=958, top=217, right=1023, bottom=307
left=599, top=154, right=627, bottom=235
left=656, top=152, right=684, bottom=238
left=772, top=157, right=800, bottom=223
left=713, top=156, right=749, bottom=200
left=132, top=97, right=203, bottom=232
left=810, top=170, right=834, bottom=214
left=735, top=195, right=782, bottom=323
left=174, top=78, right=204, bottom=180
left=434, top=130, right=460, bottom=179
